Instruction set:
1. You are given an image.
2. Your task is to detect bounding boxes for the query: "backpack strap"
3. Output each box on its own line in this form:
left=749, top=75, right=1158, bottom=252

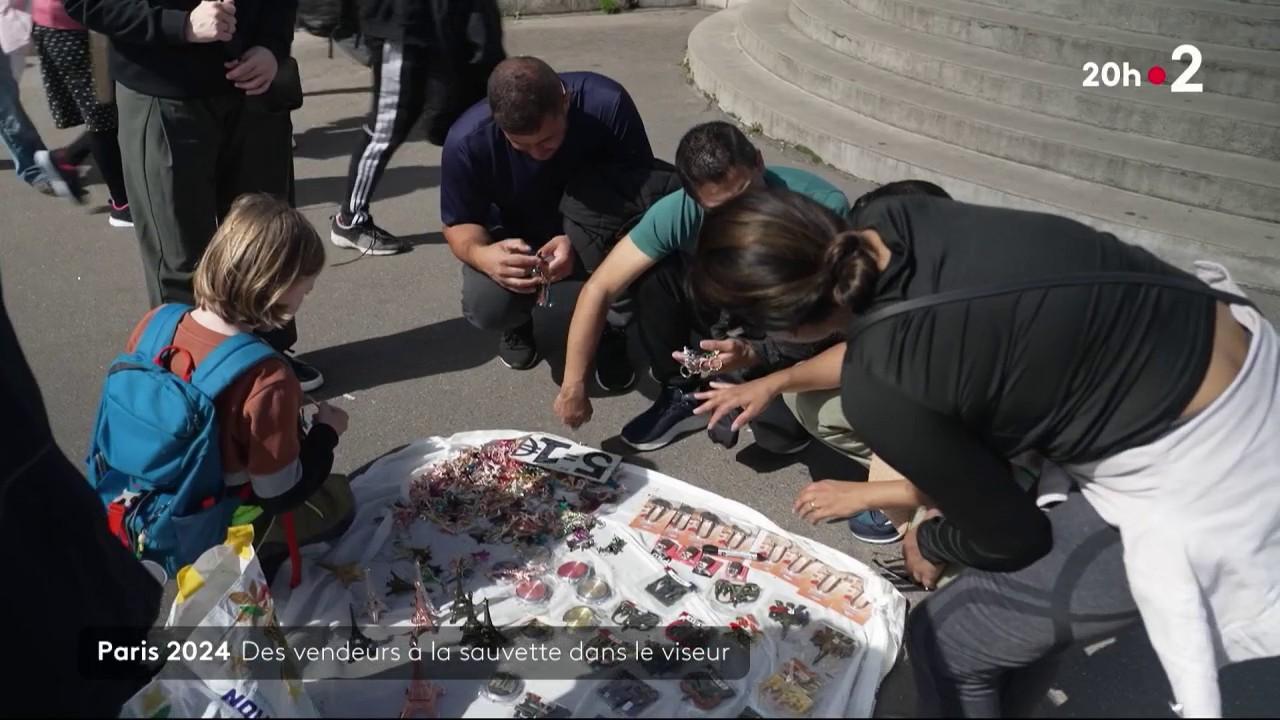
left=137, top=304, right=195, bottom=358
left=190, top=333, right=280, bottom=399
left=849, top=271, right=1255, bottom=340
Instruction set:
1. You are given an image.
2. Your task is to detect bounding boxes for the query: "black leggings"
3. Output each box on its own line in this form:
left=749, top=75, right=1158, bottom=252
left=908, top=488, right=1140, bottom=716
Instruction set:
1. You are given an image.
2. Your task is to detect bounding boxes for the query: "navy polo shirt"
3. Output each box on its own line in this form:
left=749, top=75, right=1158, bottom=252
left=440, top=71, right=653, bottom=243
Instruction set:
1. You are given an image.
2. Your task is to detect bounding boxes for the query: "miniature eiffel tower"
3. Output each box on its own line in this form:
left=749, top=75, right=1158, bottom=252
left=410, top=580, right=439, bottom=640
left=399, top=658, right=444, bottom=719
left=460, top=599, right=509, bottom=648
left=446, top=574, right=475, bottom=624
left=346, top=604, right=376, bottom=659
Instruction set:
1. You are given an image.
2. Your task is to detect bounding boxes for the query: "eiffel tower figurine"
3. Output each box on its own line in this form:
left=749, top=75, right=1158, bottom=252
left=461, top=599, right=510, bottom=649
left=386, top=570, right=417, bottom=597
left=399, top=657, right=444, bottom=719
left=410, top=580, right=439, bottom=641
left=346, top=605, right=376, bottom=661
left=447, top=574, right=475, bottom=624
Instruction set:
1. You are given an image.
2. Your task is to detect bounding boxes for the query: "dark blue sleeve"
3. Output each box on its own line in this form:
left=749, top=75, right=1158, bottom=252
left=440, top=135, right=491, bottom=227
left=604, top=86, right=653, bottom=165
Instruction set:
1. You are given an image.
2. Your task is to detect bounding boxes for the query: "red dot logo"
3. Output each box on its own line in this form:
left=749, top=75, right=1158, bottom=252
left=1148, top=66, right=1167, bottom=85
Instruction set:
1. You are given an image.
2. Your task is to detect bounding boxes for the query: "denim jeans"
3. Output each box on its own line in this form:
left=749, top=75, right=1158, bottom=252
left=0, top=53, right=48, bottom=186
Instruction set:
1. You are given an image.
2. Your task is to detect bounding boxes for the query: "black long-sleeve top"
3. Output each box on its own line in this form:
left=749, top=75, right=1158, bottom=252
left=62, top=0, right=297, bottom=99
left=842, top=196, right=1216, bottom=571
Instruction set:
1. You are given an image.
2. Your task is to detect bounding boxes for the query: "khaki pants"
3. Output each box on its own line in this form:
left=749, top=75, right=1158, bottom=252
left=785, top=389, right=915, bottom=529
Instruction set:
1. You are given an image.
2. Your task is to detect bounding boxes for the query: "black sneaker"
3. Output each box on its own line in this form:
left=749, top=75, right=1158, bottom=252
left=33, top=149, right=86, bottom=204
left=330, top=214, right=410, bottom=256
left=288, top=356, right=325, bottom=392
left=108, top=200, right=133, bottom=228
left=621, top=384, right=709, bottom=451
left=499, top=322, right=541, bottom=370
left=595, top=326, right=636, bottom=392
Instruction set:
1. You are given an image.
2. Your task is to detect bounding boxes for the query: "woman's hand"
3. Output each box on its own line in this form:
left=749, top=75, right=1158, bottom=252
left=693, top=375, right=783, bottom=430
left=904, top=508, right=946, bottom=590
left=792, top=480, right=877, bottom=524
left=554, top=382, right=593, bottom=429
left=672, top=338, right=758, bottom=376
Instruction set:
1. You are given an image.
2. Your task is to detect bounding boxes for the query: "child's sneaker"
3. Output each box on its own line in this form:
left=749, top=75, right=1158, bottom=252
left=109, top=200, right=134, bottom=228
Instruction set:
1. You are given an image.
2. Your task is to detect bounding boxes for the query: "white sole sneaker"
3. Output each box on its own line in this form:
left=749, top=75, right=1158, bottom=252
left=33, top=150, right=76, bottom=202
left=329, top=230, right=403, bottom=256
left=109, top=216, right=134, bottom=228
left=620, top=414, right=709, bottom=452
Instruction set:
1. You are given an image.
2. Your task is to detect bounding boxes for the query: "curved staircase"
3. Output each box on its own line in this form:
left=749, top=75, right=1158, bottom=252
left=687, top=0, right=1280, bottom=290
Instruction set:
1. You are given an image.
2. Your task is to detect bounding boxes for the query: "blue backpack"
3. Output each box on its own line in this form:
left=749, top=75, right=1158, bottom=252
left=87, top=304, right=278, bottom=574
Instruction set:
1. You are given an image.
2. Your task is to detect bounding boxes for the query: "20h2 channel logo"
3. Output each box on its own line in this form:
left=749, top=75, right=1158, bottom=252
left=1082, top=45, right=1204, bottom=93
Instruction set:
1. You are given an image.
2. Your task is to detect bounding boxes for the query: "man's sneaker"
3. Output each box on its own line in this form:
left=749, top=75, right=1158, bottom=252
left=329, top=214, right=410, bottom=256
left=108, top=200, right=133, bottom=228
left=288, top=356, right=325, bottom=393
left=621, top=385, right=709, bottom=452
left=848, top=509, right=905, bottom=545
left=33, top=150, right=86, bottom=204
left=595, top=326, right=636, bottom=392
left=499, top=322, right=541, bottom=370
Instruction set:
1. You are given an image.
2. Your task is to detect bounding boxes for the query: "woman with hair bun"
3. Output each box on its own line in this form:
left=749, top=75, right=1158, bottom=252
left=690, top=187, right=1280, bottom=718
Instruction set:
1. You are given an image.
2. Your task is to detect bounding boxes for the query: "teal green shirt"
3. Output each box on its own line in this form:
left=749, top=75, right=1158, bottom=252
left=629, top=166, right=849, bottom=259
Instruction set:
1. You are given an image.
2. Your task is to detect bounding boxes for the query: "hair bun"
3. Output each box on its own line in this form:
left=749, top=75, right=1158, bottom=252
left=824, top=231, right=878, bottom=313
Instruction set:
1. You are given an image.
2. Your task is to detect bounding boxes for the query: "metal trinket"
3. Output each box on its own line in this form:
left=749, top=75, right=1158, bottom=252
left=513, top=692, right=570, bottom=719
left=680, top=666, right=736, bottom=710
left=610, top=600, right=661, bottom=632
left=583, top=630, right=627, bottom=669
left=759, top=659, right=823, bottom=716
left=645, top=568, right=696, bottom=607
left=597, top=537, right=627, bottom=555
left=678, top=346, right=724, bottom=379
left=598, top=670, right=660, bottom=717
left=575, top=576, right=613, bottom=604
left=810, top=626, right=857, bottom=665
left=714, top=579, right=761, bottom=607
left=346, top=605, right=377, bottom=660
left=665, top=612, right=713, bottom=648
left=767, top=601, right=811, bottom=639
left=561, top=605, right=600, bottom=630
left=460, top=599, right=509, bottom=649
left=484, top=672, right=525, bottom=703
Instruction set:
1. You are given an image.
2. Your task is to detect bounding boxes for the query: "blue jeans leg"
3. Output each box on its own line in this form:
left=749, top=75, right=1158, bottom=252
left=0, top=59, right=49, bottom=186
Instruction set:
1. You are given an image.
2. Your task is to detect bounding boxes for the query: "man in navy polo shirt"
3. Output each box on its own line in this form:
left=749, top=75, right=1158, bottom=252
left=442, top=56, right=653, bottom=372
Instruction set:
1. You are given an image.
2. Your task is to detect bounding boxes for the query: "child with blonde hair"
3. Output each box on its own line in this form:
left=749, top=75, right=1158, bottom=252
left=92, top=193, right=352, bottom=578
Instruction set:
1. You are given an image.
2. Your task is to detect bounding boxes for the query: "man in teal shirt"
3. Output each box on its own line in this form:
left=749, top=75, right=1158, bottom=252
left=553, top=121, right=849, bottom=451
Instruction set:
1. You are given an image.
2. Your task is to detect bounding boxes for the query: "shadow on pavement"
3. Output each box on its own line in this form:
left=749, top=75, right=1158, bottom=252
left=295, top=165, right=441, bottom=211
left=298, top=317, right=494, bottom=399
left=292, top=115, right=367, bottom=161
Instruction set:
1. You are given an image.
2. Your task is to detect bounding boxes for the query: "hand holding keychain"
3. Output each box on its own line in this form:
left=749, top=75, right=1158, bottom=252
left=678, top=346, right=724, bottom=379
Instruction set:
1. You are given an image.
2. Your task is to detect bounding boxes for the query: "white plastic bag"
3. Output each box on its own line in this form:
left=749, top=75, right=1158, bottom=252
left=120, top=526, right=320, bottom=719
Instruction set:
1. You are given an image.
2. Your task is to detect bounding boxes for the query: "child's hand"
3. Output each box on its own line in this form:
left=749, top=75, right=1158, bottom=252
left=314, top=402, right=349, bottom=436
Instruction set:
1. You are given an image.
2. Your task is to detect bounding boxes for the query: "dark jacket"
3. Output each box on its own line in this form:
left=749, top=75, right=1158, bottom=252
left=0, top=273, right=163, bottom=716
left=560, top=158, right=682, bottom=273
left=63, top=0, right=297, bottom=99
left=361, top=0, right=505, bottom=144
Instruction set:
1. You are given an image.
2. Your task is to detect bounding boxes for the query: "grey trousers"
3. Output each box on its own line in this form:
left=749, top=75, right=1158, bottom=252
left=117, top=84, right=292, bottom=307
left=908, top=488, right=1141, bottom=717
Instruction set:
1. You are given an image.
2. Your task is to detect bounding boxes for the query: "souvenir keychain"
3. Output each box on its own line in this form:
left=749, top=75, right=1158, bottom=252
left=679, top=346, right=724, bottom=379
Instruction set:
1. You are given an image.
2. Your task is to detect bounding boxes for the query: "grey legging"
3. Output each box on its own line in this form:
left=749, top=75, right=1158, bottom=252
left=907, top=487, right=1141, bottom=717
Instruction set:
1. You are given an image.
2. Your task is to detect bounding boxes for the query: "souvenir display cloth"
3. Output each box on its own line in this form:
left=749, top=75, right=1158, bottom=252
left=134, top=430, right=907, bottom=718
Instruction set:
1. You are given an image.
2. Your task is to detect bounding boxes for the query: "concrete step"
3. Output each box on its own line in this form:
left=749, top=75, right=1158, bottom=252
left=960, top=0, right=1280, bottom=50
left=686, top=7, right=1280, bottom=291
left=789, top=0, right=1280, bottom=160
left=843, top=0, right=1280, bottom=102
left=741, top=0, right=1280, bottom=222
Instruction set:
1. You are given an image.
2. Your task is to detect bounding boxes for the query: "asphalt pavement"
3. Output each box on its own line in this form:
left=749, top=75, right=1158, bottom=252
left=1, top=8, right=1275, bottom=717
